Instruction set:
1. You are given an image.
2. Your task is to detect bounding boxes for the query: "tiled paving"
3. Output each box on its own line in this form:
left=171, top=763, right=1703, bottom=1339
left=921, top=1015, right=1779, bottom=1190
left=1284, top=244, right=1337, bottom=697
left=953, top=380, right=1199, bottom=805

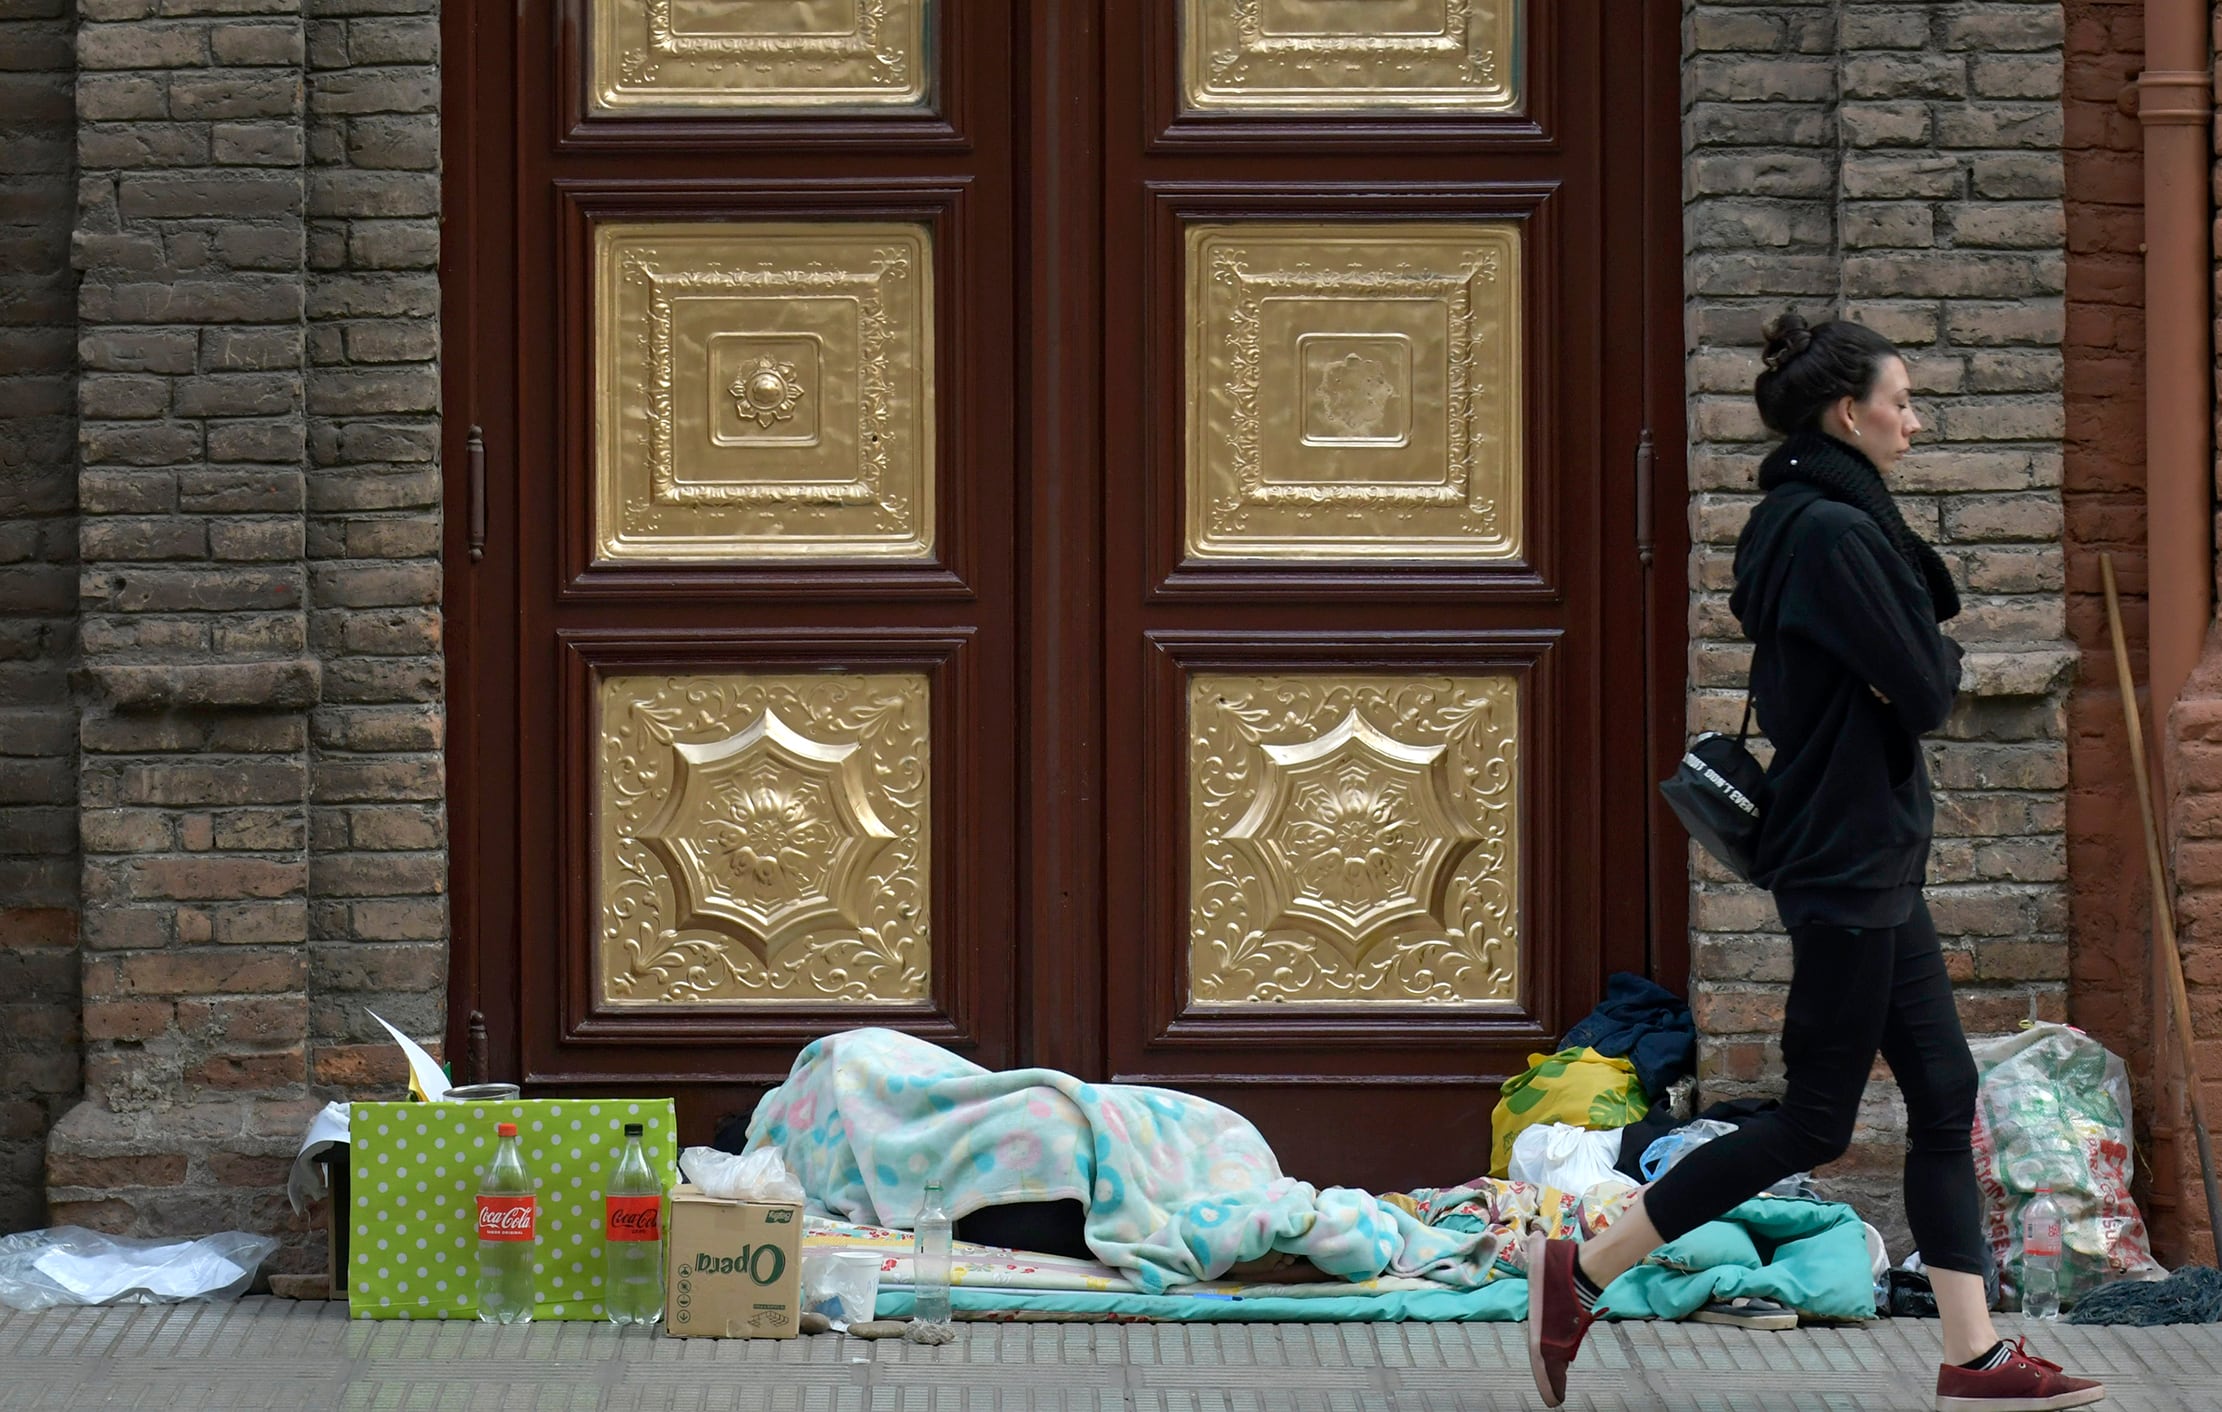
left=0, top=1299, right=2216, bottom=1410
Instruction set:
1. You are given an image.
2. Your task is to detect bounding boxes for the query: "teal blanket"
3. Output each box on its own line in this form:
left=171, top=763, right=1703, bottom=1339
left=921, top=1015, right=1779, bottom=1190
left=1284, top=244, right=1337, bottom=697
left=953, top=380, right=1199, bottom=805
left=746, top=1027, right=1500, bottom=1294
left=1595, top=1195, right=1877, bottom=1322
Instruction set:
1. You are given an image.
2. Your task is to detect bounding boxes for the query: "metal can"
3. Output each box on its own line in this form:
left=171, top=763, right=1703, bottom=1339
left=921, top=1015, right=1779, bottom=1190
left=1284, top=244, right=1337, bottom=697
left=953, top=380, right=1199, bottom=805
left=442, top=1082, right=522, bottom=1102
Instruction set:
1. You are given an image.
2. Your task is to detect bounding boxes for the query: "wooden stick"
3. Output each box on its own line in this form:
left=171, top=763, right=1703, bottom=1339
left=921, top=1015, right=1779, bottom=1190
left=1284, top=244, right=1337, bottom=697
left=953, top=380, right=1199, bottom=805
left=2102, top=552, right=2222, bottom=1262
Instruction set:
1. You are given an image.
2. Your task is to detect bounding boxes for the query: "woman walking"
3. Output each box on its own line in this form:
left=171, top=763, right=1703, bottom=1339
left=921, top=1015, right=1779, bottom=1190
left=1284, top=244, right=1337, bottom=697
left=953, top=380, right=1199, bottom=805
left=1524, top=316, right=2105, bottom=1411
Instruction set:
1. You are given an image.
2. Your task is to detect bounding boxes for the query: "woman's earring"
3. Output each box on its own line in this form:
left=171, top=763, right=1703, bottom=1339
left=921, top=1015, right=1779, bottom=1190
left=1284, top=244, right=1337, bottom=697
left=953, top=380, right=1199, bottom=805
left=1852, top=426, right=1863, bottom=439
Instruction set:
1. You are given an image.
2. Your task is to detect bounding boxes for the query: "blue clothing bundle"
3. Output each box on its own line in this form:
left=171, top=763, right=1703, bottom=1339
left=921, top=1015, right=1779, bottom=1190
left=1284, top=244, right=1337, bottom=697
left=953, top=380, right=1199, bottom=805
left=1559, top=973, right=1697, bottom=1101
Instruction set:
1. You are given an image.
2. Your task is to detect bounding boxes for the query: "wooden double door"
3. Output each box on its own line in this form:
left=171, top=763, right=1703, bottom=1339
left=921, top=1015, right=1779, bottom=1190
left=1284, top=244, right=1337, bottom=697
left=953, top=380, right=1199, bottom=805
left=446, top=1, right=1686, bottom=1189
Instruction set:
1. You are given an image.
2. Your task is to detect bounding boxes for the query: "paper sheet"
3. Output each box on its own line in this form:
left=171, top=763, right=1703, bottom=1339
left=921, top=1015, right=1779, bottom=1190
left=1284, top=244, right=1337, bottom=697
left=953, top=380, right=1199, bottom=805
left=368, top=1009, right=450, bottom=1102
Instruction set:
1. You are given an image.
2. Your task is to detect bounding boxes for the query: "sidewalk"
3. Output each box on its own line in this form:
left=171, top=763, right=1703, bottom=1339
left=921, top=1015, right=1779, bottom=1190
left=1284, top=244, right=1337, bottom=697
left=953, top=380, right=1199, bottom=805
left=1, top=1298, right=2218, bottom=1410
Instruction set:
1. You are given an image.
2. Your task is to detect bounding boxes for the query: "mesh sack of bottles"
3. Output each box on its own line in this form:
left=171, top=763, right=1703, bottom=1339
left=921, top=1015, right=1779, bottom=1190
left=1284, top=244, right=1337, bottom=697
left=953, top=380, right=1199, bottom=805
left=1969, top=1023, right=2161, bottom=1309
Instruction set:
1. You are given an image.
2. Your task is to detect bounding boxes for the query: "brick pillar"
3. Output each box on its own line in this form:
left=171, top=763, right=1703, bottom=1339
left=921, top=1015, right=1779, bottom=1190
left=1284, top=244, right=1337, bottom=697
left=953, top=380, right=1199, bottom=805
left=1685, top=2, right=2075, bottom=1258
left=300, top=2, right=448, bottom=1092
left=0, top=0, right=82, bottom=1235
left=56, top=2, right=319, bottom=1245
left=49, top=0, right=445, bottom=1263
left=2165, top=644, right=2222, bottom=1261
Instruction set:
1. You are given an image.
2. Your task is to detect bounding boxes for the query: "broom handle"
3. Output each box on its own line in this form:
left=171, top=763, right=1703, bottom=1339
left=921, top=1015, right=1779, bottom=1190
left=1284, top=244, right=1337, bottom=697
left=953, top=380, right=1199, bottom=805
left=2102, top=553, right=2222, bottom=1260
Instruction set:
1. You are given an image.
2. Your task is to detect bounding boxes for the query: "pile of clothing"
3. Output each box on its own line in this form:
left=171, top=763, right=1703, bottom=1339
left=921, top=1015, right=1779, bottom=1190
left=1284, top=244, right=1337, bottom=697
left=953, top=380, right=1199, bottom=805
left=1489, top=973, right=1699, bottom=1182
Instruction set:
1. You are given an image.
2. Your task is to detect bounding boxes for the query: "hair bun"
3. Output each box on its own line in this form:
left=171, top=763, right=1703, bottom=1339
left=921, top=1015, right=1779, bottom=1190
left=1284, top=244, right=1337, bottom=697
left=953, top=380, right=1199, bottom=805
left=1761, top=313, right=1813, bottom=372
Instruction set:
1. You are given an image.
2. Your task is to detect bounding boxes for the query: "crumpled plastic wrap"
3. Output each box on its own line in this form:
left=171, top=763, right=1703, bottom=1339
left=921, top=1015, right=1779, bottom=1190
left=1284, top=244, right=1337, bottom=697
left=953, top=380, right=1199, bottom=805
left=0, top=1227, right=278, bottom=1311
left=1970, top=1023, right=2163, bottom=1309
left=678, top=1146, right=806, bottom=1204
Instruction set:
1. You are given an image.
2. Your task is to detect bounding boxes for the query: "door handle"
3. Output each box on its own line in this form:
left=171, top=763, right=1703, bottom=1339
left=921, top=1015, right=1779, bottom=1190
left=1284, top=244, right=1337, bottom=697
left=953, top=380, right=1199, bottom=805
left=467, top=425, right=486, bottom=563
left=1634, top=428, right=1654, bottom=570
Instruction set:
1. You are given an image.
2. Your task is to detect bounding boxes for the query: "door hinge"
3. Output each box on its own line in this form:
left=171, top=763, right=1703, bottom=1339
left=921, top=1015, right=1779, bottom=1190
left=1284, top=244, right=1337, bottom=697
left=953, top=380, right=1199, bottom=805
left=466, top=425, right=486, bottom=563
left=1634, top=428, right=1655, bottom=570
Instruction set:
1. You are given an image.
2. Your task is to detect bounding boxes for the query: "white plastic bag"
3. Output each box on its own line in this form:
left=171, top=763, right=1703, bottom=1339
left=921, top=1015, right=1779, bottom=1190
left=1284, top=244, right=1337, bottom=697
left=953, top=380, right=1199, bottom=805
left=0, top=1227, right=278, bottom=1311
left=1508, top=1122, right=1628, bottom=1194
left=800, top=1249, right=882, bottom=1330
left=679, top=1146, right=806, bottom=1204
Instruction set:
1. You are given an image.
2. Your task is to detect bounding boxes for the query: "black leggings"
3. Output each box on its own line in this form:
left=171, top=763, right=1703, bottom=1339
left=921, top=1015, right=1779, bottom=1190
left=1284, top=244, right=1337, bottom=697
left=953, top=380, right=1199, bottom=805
left=1643, top=897, right=1989, bottom=1276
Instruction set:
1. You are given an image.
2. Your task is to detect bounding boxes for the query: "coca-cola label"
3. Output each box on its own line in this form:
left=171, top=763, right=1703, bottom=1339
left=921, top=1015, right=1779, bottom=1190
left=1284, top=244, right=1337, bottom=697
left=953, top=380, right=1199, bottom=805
left=477, top=1195, right=536, bottom=1243
left=605, top=1195, right=661, bottom=1242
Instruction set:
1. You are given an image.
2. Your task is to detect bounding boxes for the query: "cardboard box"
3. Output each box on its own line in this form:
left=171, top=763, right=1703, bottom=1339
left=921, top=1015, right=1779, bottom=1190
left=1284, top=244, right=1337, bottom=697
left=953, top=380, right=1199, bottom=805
left=664, top=1183, right=803, bottom=1339
left=346, top=1097, right=677, bottom=1320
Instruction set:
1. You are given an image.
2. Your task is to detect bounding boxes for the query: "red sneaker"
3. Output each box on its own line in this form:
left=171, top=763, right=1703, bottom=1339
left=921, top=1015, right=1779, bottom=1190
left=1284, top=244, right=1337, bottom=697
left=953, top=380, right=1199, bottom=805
left=1934, top=1338, right=2106, bottom=1411
left=1524, top=1235, right=1597, bottom=1409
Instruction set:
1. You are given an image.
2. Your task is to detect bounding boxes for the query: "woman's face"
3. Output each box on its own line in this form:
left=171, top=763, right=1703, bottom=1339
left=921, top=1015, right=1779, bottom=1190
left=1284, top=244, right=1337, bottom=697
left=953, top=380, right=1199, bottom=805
left=1833, top=355, right=1920, bottom=470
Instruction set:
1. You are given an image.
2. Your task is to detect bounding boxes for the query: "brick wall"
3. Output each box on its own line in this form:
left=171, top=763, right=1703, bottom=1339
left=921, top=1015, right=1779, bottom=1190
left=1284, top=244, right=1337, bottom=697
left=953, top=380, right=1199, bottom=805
left=1685, top=1, right=2075, bottom=1255
left=0, top=0, right=80, bottom=1235
left=45, top=0, right=443, bottom=1265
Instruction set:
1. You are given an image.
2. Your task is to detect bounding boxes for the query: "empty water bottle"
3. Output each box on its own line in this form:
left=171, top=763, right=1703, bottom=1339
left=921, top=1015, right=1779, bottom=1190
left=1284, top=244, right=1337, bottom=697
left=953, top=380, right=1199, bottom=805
left=2021, top=1187, right=2062, bottom=1319
left=603, top=1122, right=664, bottom=1326
left=913, top=1180, right=952, bottom=1327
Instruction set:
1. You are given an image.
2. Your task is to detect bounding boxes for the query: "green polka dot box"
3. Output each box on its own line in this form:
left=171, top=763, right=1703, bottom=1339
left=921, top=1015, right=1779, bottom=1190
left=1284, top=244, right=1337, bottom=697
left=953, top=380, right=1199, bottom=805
left=346, top=1098, right=678, bottom=1320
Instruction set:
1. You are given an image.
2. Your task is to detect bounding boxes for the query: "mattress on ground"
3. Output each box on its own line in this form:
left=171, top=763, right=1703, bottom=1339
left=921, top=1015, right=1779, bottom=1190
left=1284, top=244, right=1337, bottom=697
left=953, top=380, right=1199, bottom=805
left=843, top=1195, right=1877, bottom=1324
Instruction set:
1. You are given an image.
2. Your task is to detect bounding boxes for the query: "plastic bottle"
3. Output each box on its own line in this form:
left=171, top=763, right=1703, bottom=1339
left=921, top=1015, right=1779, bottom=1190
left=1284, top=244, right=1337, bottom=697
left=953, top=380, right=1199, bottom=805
left=2021, top=1187, right=2063, bottom=1320
left=912, top=1180, right=952, bottom=1326
left=603, top=1122, right=664, bottom=1326
left=476, top=1121, right=536, bottom=1323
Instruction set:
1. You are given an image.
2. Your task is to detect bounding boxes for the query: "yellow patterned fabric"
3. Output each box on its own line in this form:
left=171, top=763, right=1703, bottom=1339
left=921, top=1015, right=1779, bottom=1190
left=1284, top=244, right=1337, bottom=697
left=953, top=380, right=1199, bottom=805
left=1487, top=1047, right=1647, bottom=1178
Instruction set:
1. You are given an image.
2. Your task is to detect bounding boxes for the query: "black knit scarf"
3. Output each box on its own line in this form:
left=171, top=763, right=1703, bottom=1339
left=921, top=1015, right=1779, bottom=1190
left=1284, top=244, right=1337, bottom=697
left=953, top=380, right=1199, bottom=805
left=1758, top=431, right=1960, bottom=623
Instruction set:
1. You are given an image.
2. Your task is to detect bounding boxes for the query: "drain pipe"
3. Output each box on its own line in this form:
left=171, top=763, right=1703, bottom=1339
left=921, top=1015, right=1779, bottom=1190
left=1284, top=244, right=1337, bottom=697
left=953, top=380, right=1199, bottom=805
left=2140, top=1, right=2214, bottom=739
left=2138, top=0, right=2215, bottom=1257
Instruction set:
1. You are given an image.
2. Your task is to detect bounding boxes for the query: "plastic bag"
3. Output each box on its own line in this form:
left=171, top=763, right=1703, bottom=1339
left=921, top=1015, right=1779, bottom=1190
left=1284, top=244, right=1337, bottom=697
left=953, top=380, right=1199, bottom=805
left=678, top=1146, right=806, bottom=1204
left=1639, top=1119, right=1738, bottom=1180
left=800, top=1249, right=882, bottom=1330
left=1637, top=1119, right=1814, bottom=1198
left=1969, top=1023, right=2162, bottom=1308
left=1508, top=1122, right=1628, bottom=1194
left=0, top=1227, right=278, bottom=1311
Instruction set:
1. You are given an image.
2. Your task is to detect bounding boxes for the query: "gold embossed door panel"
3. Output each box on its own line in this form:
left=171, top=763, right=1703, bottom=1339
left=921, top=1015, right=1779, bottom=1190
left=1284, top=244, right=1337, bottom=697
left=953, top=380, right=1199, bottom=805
left=1180, top=0, right=1523, bottom=113
left=594, top=221, right=935, bottom=563
left=1185, top=222, right=1523, bottom=563
left=591, top=0, right=933, bottom=112
left=1188, top=674, right=1519, bottom=1007
left=597, top=671, right=931, bottom=1006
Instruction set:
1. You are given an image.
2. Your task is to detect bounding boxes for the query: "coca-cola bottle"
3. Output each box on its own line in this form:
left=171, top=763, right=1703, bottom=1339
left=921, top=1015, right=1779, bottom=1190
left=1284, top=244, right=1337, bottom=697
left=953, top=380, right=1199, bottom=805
left=476, top=1121, right=536, bottom=1323
left=602, top=1122, right=664, bottom=1326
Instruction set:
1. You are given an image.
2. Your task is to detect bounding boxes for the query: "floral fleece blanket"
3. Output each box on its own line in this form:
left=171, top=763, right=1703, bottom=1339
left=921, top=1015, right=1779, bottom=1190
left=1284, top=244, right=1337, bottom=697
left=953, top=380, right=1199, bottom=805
left=744, top=1027, right=1500, bottom=1295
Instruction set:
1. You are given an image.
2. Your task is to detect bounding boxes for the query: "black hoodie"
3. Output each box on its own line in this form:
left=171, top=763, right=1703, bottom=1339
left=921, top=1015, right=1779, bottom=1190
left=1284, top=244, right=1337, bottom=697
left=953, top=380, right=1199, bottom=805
left=1730, top=437, right=1964, bottom=928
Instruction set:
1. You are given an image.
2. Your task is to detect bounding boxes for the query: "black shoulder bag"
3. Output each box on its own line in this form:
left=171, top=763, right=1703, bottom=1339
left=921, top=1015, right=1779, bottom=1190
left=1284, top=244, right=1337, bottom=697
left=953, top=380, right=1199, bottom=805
left=1659, top=508, right=1811, bottom=884
left=1658, top=694, right=1768, bottom=884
